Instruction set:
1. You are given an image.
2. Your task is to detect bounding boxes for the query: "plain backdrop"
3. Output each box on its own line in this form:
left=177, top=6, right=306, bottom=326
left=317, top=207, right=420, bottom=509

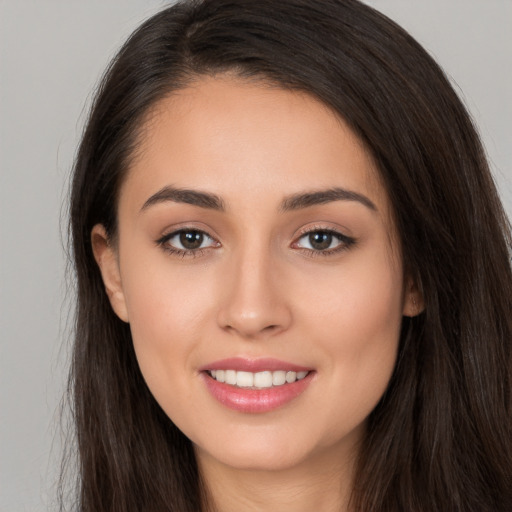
left=0, top=1, right=510, bottom=511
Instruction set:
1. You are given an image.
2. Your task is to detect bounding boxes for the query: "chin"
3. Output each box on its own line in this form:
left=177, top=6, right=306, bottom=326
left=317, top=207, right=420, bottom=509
left=192, top=421, right=361, bottom=475
left=199, top=443, right=310, bottom=473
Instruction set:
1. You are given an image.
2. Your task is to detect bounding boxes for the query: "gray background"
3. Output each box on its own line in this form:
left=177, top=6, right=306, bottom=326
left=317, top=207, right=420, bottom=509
left=1, top=1, right=510, bottom=511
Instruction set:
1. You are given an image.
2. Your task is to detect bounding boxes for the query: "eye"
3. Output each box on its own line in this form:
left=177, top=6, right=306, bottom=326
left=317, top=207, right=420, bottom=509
left=294, top=229, right=355, bottom=254
left=157, top=229, right=218, bottom=254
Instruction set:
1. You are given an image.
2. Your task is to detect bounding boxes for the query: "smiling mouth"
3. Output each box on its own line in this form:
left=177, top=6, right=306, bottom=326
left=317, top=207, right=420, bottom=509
left=207, top=369, right=309, bottom=389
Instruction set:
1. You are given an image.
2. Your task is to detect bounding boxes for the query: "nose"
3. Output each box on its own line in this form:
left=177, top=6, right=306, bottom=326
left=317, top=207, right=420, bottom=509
left=216, top=248, right=292, bottom=340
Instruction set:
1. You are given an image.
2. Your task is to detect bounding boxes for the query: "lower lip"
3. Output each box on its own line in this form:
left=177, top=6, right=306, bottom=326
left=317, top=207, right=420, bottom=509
left=201, top=372, right=314, bottom=413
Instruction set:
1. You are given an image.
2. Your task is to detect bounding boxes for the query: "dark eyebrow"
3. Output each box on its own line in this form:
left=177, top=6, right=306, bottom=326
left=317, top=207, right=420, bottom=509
left=140, top=186, right=225, bottom=212
left=280, top=187, right=377, bottom=212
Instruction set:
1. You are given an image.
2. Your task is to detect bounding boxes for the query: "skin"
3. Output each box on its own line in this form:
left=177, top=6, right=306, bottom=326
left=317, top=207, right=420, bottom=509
left=92, top=76, right=421, bottom=511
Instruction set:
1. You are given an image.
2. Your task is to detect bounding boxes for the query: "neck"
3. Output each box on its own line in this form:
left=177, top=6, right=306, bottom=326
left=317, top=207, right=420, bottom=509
left=196, top=444, right=357, bottom=512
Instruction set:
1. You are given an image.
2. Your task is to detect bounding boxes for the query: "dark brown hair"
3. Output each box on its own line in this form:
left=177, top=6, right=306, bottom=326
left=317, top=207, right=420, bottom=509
left=66, top=1, right=512, bottom=510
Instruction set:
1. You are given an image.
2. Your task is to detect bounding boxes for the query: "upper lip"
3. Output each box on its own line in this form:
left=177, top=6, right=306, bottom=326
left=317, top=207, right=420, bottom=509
left=199, top=357, right=312, bottom=373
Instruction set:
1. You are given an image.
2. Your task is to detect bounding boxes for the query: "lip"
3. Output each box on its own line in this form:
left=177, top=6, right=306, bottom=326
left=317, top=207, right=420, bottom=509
left=199, top=357, right=311, bottom=373
left=199, top=357, right=315, bottom=413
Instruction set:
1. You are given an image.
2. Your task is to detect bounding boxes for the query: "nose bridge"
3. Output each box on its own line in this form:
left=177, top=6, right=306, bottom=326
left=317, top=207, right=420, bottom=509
left=217, top=237, right=291, bottom=338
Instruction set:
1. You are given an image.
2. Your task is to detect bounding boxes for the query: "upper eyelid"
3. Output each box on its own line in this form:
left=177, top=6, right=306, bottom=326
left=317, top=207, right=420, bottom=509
left=158, top=224, right=218, bottom=241
left=294, top=224, right=352, bottom=239
left=293, top=229, right=352, bottom=246
left=158, top=228, right=217, bottom=243
left=163, top=227, right=213, bottom=238
left=298, top=227, right=341, bottom=236
left=156, top=225, right=354, bottom=249
left=156, top=229, right=219, bottom=257
left=292, top=226, right=356, bottom=251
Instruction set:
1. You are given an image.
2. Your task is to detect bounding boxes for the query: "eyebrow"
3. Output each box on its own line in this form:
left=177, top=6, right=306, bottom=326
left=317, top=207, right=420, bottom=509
left=140, top=186, right=225, bottom=212
left=280, top=187, right=377, bottom=212
left=140, top=185, right=376, bottom=214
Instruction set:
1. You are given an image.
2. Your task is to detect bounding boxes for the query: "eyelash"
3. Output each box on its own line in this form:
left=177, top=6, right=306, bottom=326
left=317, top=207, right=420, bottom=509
left=156, top=227, right=356, bottom=258
left=293, top=227, right=356, bottom=257
left=156, top=229, right=218, bottom=258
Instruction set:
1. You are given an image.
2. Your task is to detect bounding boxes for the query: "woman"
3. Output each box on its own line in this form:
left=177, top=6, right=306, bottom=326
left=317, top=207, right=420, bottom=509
left=67, top=0, right=512, bottom=510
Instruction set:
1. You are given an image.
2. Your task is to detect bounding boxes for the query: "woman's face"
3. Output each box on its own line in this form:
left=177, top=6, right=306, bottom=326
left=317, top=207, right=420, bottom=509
left=93, top=76, right=417, bottom=473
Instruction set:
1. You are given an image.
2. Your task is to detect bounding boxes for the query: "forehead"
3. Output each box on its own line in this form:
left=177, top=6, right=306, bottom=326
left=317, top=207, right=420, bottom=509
left=123, top=75, right=389, bottom=215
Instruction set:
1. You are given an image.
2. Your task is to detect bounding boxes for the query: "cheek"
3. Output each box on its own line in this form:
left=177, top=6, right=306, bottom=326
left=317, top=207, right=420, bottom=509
left=119, top=256, right=216, bottom=387
left=298, top=247, right=403, bottom=409
left=303, top=245, right=403, bottom=338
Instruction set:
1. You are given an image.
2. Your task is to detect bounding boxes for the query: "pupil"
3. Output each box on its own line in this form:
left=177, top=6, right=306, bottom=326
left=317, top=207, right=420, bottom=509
left=180, top=231, right=203, bottom=250
left=309, top=232, right=332, bottom=250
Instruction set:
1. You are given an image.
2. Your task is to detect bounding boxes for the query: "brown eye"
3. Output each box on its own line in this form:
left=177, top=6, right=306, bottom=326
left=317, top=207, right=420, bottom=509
left=158, top=229, right=218, bottom=254
left=308, top=231, right=333, bottom=250
left=294, top=229, right=355, bottom=254
left=179, top=231, right=204, bottom=250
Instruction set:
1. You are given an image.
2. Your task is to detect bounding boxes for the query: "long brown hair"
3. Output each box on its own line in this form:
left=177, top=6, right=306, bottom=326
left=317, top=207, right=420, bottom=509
left=66, top=1, right=512, bottom=510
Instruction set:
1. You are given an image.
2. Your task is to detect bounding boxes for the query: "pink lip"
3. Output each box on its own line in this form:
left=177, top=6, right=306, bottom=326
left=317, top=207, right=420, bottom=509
left=199, top=357, right=311, bottom=373
left=199, top=358, right=315, bottom=413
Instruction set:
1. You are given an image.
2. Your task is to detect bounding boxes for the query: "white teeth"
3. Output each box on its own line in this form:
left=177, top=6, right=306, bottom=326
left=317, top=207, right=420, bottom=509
left=208, top=369, right=309, bottom=388
left=225, top=370, right=237, bottom=385
left=236, top=371, right=254, bottom=387
left=272, top=370, right=286, bottom=386
left=285, top=371, right=296, bottom=383
left=253, top=371, right=273, bottom=388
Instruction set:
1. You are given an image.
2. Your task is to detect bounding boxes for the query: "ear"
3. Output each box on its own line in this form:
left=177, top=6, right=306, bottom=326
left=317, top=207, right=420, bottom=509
left=91, top=224, right=129, bottom=322
left=402, top=275, right=425, bottom=318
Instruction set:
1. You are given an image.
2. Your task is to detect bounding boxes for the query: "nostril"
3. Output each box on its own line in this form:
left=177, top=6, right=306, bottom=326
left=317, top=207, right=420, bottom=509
left=221, top=322, right=284, bottom=339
